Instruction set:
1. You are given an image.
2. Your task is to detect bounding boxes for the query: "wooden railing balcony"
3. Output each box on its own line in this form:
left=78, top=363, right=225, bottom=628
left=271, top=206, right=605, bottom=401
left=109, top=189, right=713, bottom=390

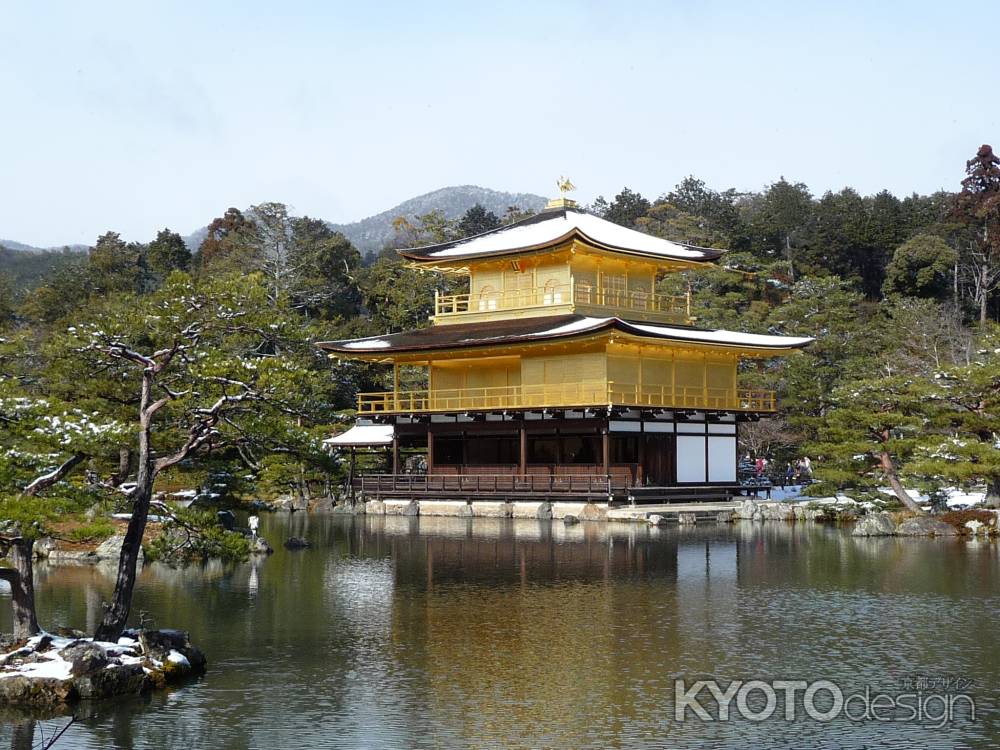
left=433, top=281, right=691, bottom=324
left=356, top=382, right=776, bottom=414
left=359, top=473, right=615, bottom=497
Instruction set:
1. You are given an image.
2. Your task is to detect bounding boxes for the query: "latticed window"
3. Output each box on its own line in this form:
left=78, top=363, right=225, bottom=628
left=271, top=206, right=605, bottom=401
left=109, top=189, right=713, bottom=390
left=576, top=280, right=593, bottom=304
left=542, top=279, right=563, bottom=305
left=504, top=270, right=533, bottom=306
left=601, top=272, right=626, bottom=305
left=478, top=285, right=498, bottom=311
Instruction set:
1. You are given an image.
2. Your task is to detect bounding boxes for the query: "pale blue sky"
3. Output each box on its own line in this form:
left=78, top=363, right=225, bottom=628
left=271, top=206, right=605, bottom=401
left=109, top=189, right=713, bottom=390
left=1, top=0, right=996, bottom=247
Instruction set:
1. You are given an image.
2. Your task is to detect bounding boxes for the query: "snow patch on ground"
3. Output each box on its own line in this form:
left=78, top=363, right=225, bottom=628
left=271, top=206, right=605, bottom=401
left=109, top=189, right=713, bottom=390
left=875, top=486, right=987, bottom=509
left=944, top=488, right=987, bottom=508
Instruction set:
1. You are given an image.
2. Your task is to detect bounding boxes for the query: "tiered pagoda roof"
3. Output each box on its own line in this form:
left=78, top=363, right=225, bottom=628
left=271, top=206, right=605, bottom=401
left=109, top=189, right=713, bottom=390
left=318, top=314, right=812, bottom=359
left=399, top=205, right=723, bottom=267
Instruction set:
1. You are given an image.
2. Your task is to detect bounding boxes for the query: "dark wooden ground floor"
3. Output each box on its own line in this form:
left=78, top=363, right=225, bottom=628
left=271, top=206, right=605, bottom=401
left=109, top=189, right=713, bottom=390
left=344, top=408, right=755, bottom=503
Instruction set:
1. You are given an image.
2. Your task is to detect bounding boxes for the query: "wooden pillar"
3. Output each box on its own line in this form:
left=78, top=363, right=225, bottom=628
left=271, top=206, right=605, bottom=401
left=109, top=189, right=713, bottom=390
left=702, top=353, right=708, bottom=409
left=427, top=429, right=434, bottom=474
left=637, top=426, right=645, bottom=486
left=393, top=363, right=400, bottom=411
left=519, top=425, right=527, bottom=476
left=348, top=446, right=356, bottom=502
left=602, top=427, right=610, bottom=478
left=392, top=436, right=399, bottom=475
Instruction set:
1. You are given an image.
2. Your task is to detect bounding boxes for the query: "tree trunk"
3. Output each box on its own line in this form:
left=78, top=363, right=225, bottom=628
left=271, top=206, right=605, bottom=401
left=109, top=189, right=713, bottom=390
left=981, top=261, right=989, bottom=324
left=954, top=259, right=959, bottom=304
left=878, top=450, right=924, bottom=514
left=94, top=467, right=151, bottom=641
left=112, top=447, right=134, bottom=486
left=0, top=539, right=39, bottom=639
left=94, top=372, right=156, bottom=642
left=785, top=234, right=795, bottom=283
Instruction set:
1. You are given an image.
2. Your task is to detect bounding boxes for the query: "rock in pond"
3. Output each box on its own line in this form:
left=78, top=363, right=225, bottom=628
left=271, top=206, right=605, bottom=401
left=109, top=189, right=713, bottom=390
left=60, top=642, right=109, bottom=676
left=578, top=502, right=608, bottom=521
left=284, top=537, right=312, bottom=550
left=896, top=516, right=959, bottom=537
left=0, top=629, right=207, bottom=708
left=852, top=513, right=897, bottom=537
left=563, top=515, right=580, bottom=526
left=94, top=534, right=144, bottom=564
left=250, top=537, right=273, bottom=555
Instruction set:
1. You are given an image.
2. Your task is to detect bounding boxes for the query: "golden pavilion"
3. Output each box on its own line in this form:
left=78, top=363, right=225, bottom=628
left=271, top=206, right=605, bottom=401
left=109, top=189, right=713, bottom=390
left=320, top=190, right=811, bottom=503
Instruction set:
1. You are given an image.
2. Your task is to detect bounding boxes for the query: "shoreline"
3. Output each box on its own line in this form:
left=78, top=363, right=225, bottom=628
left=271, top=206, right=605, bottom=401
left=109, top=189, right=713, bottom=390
left=327, top=497, right=999, bottom=538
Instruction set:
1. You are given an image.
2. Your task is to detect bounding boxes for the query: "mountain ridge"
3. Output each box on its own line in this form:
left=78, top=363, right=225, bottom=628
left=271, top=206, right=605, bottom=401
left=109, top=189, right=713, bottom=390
left=182, top=185, right=548, bottom=255
left=1, top=185, right=548, bottom=257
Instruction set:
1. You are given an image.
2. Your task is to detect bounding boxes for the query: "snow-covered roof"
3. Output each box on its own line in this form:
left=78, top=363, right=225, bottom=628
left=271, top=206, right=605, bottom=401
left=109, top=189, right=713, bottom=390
left=318, top=314, right=813, bottom=356
left=324, top=424, right=394, bottom=447
left=398, top=206, right=723, bottom=264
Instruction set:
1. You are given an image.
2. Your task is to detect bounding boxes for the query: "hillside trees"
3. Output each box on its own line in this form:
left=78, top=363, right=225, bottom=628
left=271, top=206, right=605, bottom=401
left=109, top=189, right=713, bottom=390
left=458, top=204, right=500, bottom=238
left=196, top=203, right=362, bottom=318
left=637, top=201, right=729, bottom=248
left=746, top=178, right=812, bottom=281
left=883, top=234, right=958, bottom=299
left=88, top=231, right=151, bottom=295
left=955, top=144, right=1000, bottom=322
left=665, top=177, right=745, bottom=242
left=0, top=274, right=14, bottom=329
left=599, top=187, right=651, bottom=227
left=147, top=228, right=191, bottom=281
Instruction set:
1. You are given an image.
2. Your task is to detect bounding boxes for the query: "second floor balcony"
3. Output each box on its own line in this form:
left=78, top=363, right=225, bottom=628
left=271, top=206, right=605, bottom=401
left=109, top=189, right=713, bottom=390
left=356, top=381, right=776, bottom=415
left=433, top=281, right=692, bottom=325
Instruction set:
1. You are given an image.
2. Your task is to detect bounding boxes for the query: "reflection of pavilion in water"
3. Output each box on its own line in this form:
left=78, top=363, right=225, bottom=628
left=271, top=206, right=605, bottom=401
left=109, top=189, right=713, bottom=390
left=339, top=516, right=745, bottom=748
left=332, top=515, right=747, bottom=589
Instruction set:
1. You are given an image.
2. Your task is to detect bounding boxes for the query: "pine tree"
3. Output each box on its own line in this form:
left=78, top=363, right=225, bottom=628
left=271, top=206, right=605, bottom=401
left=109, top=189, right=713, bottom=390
left=457, top=204, right=500, bottom=238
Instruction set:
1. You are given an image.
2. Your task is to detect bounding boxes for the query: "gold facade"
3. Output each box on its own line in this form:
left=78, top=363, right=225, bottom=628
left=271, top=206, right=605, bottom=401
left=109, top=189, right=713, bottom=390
left=357, top=340, right=775, bottom=414
left=432, top=242, right=692, bottom=325
left=346, top=233, right=791, bottom=414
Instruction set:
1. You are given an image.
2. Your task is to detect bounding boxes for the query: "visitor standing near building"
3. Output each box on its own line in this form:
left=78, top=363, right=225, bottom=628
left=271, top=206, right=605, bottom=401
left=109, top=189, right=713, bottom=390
left=801, top=456, right=812, bottom=480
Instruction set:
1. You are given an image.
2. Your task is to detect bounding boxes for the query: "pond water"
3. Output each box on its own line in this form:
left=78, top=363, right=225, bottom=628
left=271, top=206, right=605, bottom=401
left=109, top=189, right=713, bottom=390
left=1, top=514, right=998, bottom=749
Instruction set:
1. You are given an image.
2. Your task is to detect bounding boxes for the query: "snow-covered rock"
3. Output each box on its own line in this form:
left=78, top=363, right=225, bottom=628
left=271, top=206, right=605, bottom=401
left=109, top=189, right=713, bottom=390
left=0, top=629, right=205, bottom=707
